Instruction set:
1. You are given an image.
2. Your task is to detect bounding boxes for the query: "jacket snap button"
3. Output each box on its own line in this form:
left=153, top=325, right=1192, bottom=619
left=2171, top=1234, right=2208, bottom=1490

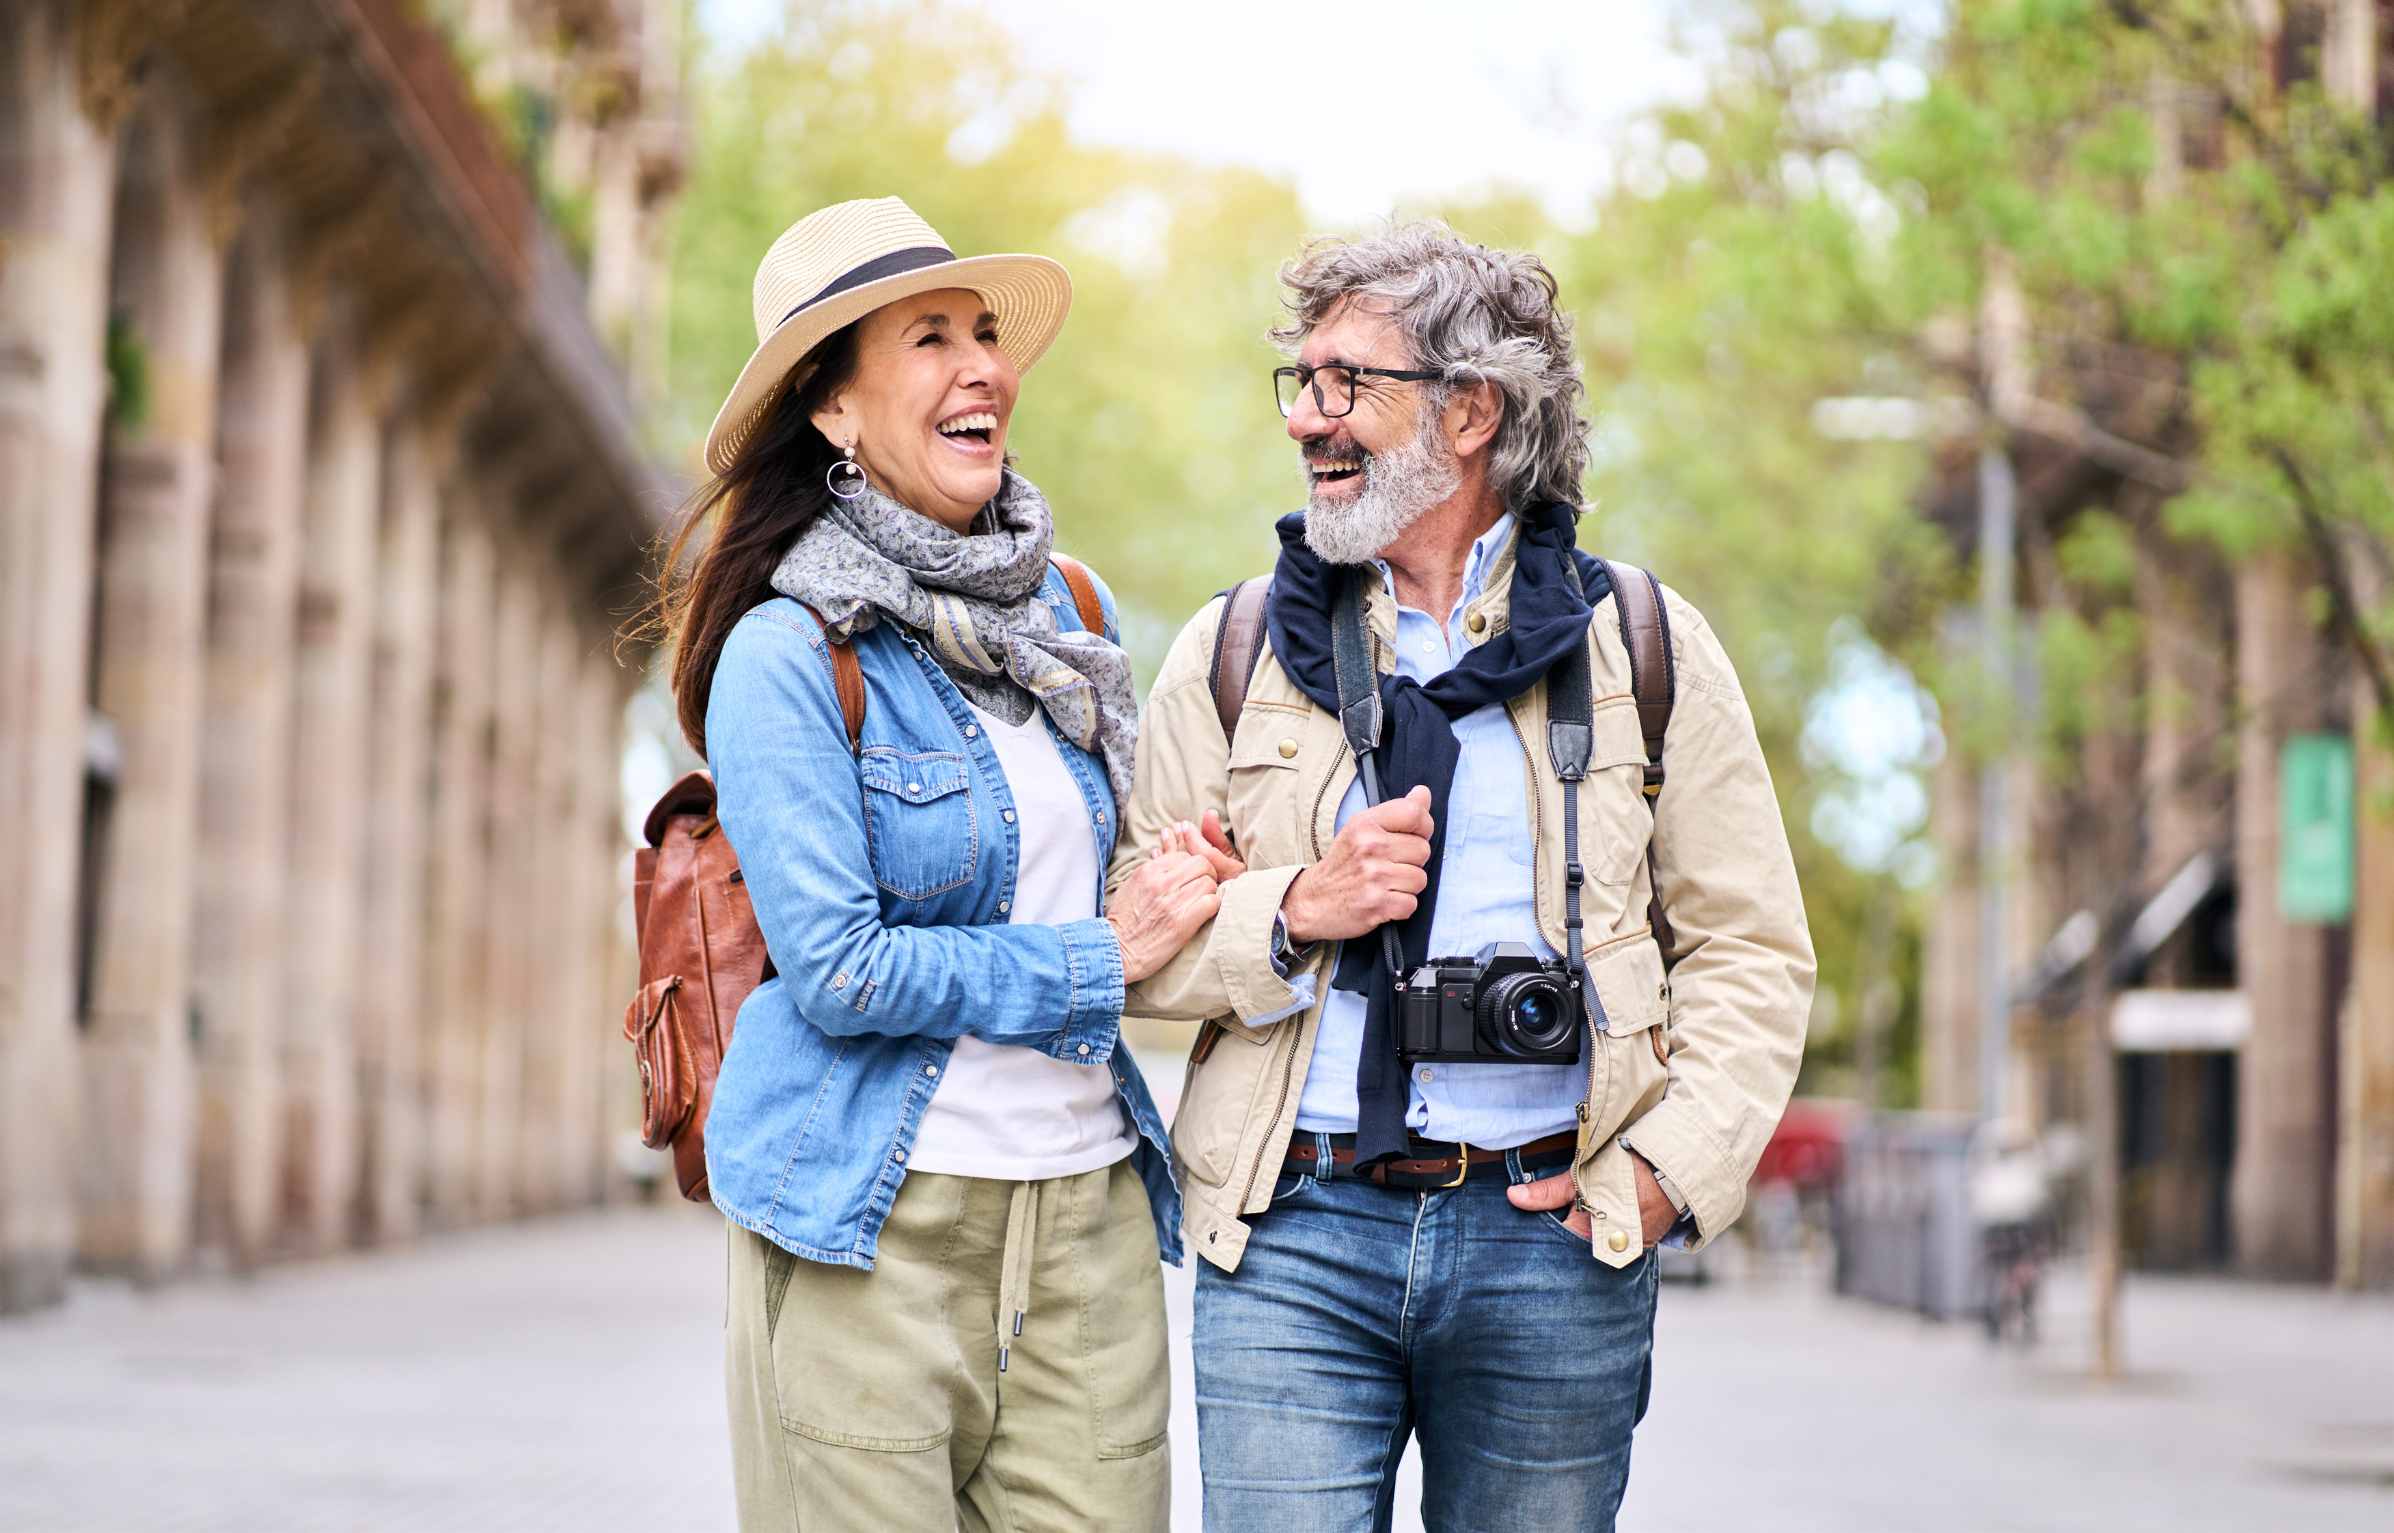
left=906, top=783, right=922, bottom=795
left=924, top=1064, right=938, bottom=1077
left=1076, top=1043, right=1092, bottom=1057
left=1277, top=738, right=1298, bottom=759
left=1607, top=1229, right=1630, bottom=1253
left=1467, top=611, right=1489, bottom=635
left=997, top=900, right=1010, bottom=914
left=1002, top=809, right=1016, bottom=824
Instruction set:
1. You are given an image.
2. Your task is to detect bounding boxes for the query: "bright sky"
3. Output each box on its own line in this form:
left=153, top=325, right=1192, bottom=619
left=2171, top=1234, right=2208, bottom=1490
left=696, top=0, right=1704, bottom=224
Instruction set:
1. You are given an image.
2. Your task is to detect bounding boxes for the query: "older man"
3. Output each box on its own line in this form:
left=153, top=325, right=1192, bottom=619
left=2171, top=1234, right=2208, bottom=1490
left=1112, top=223, right=1814, bottom=1531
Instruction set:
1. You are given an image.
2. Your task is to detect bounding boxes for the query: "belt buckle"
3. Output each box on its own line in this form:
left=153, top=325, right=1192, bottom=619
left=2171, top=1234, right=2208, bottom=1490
left=1440, top=1143, right=1469, bottom=1189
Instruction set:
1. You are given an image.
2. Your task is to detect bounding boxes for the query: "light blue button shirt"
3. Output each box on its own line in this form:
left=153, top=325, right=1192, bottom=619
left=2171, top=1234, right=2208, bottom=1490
left=1288, top=513, right=1586, bottom=1149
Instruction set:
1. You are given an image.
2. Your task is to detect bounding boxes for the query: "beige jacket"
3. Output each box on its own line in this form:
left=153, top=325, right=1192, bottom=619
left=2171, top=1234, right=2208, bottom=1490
left=1109, top=534, right=1815, bottom=1273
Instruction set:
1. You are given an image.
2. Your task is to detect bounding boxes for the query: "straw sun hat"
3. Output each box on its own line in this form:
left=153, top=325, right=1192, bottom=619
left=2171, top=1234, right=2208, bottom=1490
left=702, top=197, right=1072, bottom=476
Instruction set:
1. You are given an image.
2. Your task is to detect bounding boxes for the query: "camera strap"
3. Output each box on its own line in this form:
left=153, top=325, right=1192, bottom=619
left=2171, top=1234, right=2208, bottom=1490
left=1546, top=562, right=1596, bottom=1013
left=1330, top=573, right=1410, bottom=986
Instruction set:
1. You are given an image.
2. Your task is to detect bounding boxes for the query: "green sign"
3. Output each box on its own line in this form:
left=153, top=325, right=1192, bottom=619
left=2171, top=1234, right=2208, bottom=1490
left=2280, top=733, right=2354, bottom=923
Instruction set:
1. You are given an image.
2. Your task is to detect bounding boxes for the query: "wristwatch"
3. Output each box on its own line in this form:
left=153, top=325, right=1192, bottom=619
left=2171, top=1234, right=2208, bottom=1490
left=1268, top=913, right=1311, bottom=976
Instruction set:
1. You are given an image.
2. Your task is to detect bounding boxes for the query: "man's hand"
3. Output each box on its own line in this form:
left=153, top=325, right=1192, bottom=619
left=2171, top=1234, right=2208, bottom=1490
left=1506, top=1154, right=1677, bottom=1247
left=1280, top=785, right=1434, bottom=944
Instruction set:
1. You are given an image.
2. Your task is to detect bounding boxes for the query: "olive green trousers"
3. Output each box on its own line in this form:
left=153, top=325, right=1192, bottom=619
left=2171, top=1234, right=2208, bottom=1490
left=724, top=1158, right=1170, bottom=1531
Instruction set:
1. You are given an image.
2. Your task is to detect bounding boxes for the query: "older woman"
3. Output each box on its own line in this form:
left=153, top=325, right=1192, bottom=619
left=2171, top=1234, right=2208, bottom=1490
left=654, top=199, right=1209, bottom=1532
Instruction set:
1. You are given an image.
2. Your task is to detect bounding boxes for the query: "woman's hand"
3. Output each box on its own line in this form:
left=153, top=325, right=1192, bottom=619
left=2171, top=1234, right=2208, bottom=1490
left=1108, top=848, right=1223, bottom=984
left=1152, top=811, right=1246, bottom=882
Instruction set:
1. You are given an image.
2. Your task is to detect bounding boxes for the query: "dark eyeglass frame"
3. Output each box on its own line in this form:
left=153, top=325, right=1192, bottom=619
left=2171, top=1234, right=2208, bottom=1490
left=1273, top=362, right=1445, bottom=419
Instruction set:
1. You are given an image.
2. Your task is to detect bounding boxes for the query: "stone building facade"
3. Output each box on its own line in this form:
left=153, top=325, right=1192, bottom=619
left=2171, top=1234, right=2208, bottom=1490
left=0, top=0, right=683, bottom=1313
left=1917, top=0, right=2394, bottom=1289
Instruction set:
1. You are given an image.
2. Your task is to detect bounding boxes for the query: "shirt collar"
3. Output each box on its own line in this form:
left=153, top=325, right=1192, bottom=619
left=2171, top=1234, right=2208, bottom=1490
left=1371, top=510, right=1517, bottom=617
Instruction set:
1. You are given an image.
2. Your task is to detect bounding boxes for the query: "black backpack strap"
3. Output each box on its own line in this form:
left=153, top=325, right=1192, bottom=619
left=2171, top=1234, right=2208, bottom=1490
left=1208, top=576, right=1273, bottom=740
left=1598, top=559, right=1676, bottom=956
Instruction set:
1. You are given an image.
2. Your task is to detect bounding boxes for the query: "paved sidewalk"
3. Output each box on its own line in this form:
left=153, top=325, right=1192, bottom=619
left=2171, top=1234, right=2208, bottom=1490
left=3, top=1200, right=2388, bottom=1531
left=0, top=1205, right=736, bottom=1533
left=1620, top=1253, right=2394, bottom=1533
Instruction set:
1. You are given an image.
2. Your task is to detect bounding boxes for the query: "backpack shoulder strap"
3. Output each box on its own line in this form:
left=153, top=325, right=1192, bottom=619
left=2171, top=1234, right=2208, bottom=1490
left=1598, top=560, right=1674, bottom=796
left=798, top=602, right=866, bottom=754
left=1595, top=559, right=1676, bottom=956
left=1208, top=575, right=1273, bottom=740
left=1049, top=553, right=1107, bottom=638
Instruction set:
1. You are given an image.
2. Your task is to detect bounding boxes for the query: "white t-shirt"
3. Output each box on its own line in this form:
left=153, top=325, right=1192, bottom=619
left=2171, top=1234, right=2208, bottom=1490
left=904, top=703, right=1137, bottom=1180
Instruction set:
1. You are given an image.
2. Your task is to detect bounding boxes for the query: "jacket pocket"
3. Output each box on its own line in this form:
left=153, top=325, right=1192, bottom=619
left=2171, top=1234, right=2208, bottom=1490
left=1584, top=934, right=1671, bottom=1142
left=1224, top=703, right=1315, bottom=860
left=857, top=748, right=978, bottom=900
left=1173, top=1017, right=1270, bottom=1188
left=1587, top=701, right=1655, bottom=886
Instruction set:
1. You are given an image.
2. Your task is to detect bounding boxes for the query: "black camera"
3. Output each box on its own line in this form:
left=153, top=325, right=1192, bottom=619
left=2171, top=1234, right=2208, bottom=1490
left=1396, top=941, right=1582, bottom=1064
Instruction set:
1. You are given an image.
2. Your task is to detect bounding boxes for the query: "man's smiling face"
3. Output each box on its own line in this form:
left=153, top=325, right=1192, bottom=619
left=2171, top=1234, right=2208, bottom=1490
left=1285, top=299, right=1458, bottom=564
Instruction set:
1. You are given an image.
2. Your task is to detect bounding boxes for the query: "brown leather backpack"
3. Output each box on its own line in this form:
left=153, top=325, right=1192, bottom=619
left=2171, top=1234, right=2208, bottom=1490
left=624, top=557, right=1107, bottom=1202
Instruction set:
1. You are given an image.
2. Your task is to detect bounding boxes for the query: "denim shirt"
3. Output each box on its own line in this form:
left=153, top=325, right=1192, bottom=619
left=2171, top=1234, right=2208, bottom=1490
left=702, top=565, right=1180, bottom=1269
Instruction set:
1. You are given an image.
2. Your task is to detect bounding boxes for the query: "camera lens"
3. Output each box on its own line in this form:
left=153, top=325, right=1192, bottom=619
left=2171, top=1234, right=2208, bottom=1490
left=1478, top=970, right=1577, bottom=1058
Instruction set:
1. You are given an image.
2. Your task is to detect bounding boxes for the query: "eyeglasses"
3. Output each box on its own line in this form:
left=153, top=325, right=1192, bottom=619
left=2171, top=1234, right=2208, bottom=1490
left=1272, top=363, right=1445, bottom=419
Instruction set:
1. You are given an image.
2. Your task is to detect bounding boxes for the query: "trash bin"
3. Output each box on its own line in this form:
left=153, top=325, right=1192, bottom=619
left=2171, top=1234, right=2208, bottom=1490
left=1829, top=1111, right=1980, bottom=1319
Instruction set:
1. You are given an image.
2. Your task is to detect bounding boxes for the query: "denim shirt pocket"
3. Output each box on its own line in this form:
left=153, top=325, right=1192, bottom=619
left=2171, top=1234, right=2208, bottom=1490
left=857, top=747, right=979, bottom=900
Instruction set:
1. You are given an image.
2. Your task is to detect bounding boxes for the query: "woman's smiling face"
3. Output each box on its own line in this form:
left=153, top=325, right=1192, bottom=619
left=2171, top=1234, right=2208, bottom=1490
left=810, top=287, right=1019, bottom=532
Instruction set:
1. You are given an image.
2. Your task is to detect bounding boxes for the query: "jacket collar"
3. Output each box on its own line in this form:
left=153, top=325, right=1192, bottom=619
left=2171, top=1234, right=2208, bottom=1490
left=1357, top=511, right=1524, bottom=652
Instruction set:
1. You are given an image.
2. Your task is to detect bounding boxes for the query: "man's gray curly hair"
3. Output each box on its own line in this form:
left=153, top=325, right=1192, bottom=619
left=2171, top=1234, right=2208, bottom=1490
left=1270, top=221, right=1590, bottom=509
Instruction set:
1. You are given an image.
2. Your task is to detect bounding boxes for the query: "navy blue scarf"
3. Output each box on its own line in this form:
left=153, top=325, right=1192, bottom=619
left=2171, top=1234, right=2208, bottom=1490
left=1265, top=502, right=1608, bottom=1164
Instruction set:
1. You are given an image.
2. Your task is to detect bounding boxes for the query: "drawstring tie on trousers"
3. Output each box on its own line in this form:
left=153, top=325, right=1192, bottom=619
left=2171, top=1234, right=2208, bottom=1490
left=997, top=1179, right=1038, bottom=1373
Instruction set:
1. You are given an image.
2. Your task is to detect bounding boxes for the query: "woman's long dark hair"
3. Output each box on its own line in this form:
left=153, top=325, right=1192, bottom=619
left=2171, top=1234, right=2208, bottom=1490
left=632, top=325, right=861, bottom=756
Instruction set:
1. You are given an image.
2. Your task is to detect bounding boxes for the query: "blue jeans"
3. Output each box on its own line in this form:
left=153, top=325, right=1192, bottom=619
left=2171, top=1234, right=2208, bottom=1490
left=1192, top=1139, right=1659, bottom=1532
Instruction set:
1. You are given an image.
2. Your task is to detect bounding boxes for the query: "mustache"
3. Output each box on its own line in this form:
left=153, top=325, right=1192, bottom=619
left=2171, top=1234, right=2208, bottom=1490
left=1300, top=438, right=1369, bottom=463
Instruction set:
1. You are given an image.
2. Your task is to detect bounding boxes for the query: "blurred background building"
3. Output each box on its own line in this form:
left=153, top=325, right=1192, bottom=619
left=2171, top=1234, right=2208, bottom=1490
left=1911, top=0, right=2394, bottom=1290
left=0, top=0, right=687, bottom=1314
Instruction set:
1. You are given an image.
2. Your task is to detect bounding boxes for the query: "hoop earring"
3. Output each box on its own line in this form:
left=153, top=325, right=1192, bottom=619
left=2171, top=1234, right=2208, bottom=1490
left=826, top=443, right=867, bottom=500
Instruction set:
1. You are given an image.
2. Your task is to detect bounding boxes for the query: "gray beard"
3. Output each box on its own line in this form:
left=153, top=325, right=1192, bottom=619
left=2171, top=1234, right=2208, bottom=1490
left=1301, top=412, right=1461, bottom=566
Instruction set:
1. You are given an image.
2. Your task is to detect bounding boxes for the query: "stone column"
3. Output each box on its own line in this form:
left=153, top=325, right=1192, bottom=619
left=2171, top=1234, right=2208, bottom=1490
left=511, top=572, right=580, bottom=1215
left=477, top=552, right=542, bottom=1218
left=527, top=600, right=588, bottom=1209
left=2136, top=543, right=2233, bottom=901
left=0, top=0, right=124, bottom=1314
left=589, top=122, right=643, bottom=361
left=598, top=663, right=646, bottom=1204
left=76, top=86, right=228, bottom=1281
left=281, top=327, right=382, bottom=1256
left=546, top=618, right=627, bottom=1208
left=353, top=420, right=443, bottom=1244
left=423, top=507, right=496, bottom=1226
left=192, top=227, right=309, bottom=1267
left=2230, top=555, right=2339, bottom=1280
left=2341, top=551, right=2394, bottom=1290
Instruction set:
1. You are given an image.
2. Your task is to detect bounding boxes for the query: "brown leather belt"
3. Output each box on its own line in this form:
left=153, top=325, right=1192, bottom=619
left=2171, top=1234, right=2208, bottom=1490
left=1283, top=1130, right=1578, bottom=1189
